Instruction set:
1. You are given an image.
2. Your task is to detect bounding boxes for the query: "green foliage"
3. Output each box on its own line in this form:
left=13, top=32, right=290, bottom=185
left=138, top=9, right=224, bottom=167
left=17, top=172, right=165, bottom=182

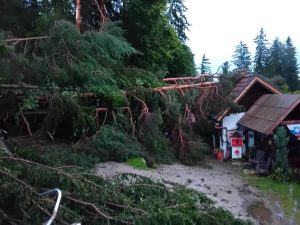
left=166, top=43, right=196, bottom=77
left=0, top=0, right=36, bottom=36
left=40, top=20, right=138, bottom=89
left=221, top=61, right=230, bottom=74
left=117, top=68, right=163, bottom=89
left=253, top=28, right=269, bottom=75
left=244, top=175, right=300, bottom=223
left=167, top=0, right=190, bottom=42
left=232, top=41, right=252, bottom=71
left=0, top=38, right=30, bottom=83
left=20, top=94, right=39, bottom=111
left=91, top=85, right=129, bottom=108
left=43, top=93, right=95, bottom=140
left=14, top=144, right=99, bottom=168
left=181, top=134, right=211, bottom=166
left=0, top=147, right=252, bottom=225
left=261, top=75, right=289, bottom=92
left=86, top=125, right=145, bottom=162
left=200, top=54, right=211, bottom=74
left=120, top=0, right=195, bottom=76
left=138, top=110, right=175, bottom=164
left=265, top=37, right=285, bottom=78
left=274, top=127, right=291, bottom=182
left=284, top=37, right=299, bottom=92
left=127, top=157, right=148, bottom=170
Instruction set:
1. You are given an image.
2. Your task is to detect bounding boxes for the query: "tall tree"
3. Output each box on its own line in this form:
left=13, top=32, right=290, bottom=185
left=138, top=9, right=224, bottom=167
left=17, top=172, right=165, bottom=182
left=253, top=28, right=269, bottom=75
left=283, top=37, right=299, bottom=91
left=266, top=37, right=285, bottom=78
left=0, top=0, right=76, bottom=36
left=232, top=41, right=251, bottom=71
left=221, top=61, right=230, bottom=74
left=200, top=54, right=211, bottom=74
left=0, top=0, right=37, bottom=36
left=167, top=44, right=196, bottom=77
left=106, top=0, right=190, bottom=42
left=119, top=0, right=195, bottom=76
left=167, top=0, right=190, bottom=42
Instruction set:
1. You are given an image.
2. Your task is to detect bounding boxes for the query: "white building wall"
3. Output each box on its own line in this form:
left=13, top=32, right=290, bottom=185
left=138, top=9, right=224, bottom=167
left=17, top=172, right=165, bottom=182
left=219, top=113, right=245, bottom=156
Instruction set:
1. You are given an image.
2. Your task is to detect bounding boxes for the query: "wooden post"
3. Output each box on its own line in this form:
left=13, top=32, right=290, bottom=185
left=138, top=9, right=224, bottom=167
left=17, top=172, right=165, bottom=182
left=76, top=0, right=81, bottom=30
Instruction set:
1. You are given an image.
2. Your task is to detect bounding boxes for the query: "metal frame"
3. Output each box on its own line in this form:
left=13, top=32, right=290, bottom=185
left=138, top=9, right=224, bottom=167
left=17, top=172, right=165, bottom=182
left=39, top=189, right=62, bottom=225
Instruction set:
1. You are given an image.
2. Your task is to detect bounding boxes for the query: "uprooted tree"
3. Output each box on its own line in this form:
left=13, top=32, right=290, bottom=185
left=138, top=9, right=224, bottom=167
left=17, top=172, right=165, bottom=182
left=0, top=20, right=231, bottom=164
left=0, top=2, right=247, bottom=223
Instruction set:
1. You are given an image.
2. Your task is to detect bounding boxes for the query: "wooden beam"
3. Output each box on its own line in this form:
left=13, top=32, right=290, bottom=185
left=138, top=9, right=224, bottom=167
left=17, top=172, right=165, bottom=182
left=0, top=84, right=39, bottom=89
left=280, top=120, right=300, bottom=125
left=96, top=108, right=108, bottom=112
left=163, top=74, right=218, bottom=82
left=4, top=36, right=49, bottom=43
left=153, top=82, right=217, bottom=92
left=76, top=0, right=81, bottom=30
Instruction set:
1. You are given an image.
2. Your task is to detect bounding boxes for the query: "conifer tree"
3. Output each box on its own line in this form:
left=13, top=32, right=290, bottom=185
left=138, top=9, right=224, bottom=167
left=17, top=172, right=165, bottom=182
left=266, top=38, right=285, bottom=78
left=200, top=54, right=211, bottom=74
left=232, top=41, right=251, bottom=71
left=283, top=37, right=299, bottom=91
left=221, top=61, right=230, bottom=74
left=253, top=28, right=269, bottom=75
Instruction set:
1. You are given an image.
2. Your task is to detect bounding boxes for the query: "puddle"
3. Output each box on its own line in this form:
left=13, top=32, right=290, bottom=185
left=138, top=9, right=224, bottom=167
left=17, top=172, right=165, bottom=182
left=248, top=204, right=272, bottom=225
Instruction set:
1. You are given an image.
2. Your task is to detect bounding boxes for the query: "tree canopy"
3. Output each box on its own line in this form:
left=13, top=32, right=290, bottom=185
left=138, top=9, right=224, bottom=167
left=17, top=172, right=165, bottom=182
left=200, top=54, right=211, bottom=74
left=253, top=28, right=269, bottom=75
left=232, top=41, right=252, bottom=71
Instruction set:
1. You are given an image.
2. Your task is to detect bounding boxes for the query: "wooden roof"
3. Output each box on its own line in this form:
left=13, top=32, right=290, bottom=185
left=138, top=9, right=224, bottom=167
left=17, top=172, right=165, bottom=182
left=216, top=75, right=281, bottom=121
left=238, top=94, right=300, bottom=135
left=231, top=75, right=280, bottom=103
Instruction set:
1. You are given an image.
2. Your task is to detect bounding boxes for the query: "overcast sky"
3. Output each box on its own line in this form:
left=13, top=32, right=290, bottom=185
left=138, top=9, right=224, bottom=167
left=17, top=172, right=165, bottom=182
left=185, top=0, right=300, bottom=73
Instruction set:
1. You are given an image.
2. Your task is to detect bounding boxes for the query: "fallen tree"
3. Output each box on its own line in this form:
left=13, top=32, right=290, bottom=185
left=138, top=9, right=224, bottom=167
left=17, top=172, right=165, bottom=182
left=0, top=145, right=252, bottom=225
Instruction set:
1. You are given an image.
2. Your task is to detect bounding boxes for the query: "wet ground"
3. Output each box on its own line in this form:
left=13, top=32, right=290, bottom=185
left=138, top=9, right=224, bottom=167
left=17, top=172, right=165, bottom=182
left=94, top=158, right=297, bottom=225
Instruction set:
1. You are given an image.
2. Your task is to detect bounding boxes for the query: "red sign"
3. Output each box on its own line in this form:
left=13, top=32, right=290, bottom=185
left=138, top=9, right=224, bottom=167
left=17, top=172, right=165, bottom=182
left=234, top=149, right=240, bottom=155
left=231, top=138, right=243, bottom=147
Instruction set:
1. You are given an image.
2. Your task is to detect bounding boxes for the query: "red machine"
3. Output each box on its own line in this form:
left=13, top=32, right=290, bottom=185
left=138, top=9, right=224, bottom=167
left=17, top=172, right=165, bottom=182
left=231, top=136, right=243, bottom=159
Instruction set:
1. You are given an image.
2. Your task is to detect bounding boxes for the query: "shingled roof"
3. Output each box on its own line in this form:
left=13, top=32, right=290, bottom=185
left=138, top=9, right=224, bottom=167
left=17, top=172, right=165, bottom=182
left=238, top=94, right=300, bottom=135
left=230, top=75, right=280, bottom=102
left=216, top=74, right=281, bottom=121
left=230, top=75, right=256, bottom=100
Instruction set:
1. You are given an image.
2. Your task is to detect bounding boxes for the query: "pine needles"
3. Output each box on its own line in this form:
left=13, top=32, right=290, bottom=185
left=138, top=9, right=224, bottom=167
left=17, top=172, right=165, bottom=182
left=0, top=146, right=252, bottom=225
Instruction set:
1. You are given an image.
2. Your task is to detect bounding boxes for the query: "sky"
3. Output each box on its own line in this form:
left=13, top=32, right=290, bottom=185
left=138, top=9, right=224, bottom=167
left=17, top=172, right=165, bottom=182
left=184, top=0, right=300, bottom=73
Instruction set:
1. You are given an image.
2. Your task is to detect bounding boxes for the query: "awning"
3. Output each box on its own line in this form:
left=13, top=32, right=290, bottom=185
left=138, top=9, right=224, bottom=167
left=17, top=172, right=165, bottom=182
left=287, top=124, right=300, bottom=140
left=237, top=94, right=300, bottom=135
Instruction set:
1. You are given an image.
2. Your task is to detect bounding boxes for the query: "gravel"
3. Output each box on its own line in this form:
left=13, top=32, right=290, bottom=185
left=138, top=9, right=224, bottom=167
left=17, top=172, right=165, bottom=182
left=94, top=158, right=264, bottom=223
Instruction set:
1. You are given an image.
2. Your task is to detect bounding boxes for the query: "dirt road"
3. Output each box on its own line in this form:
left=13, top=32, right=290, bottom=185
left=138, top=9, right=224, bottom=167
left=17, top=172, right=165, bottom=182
left=94, top=159, right=289, bottom=224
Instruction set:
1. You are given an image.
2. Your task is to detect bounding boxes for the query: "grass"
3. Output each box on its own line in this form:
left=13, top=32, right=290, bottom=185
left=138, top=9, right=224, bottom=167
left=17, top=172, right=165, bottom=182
left=243, top=174, right=300, bottom=223
left=127, top=157, right=148, bottom=170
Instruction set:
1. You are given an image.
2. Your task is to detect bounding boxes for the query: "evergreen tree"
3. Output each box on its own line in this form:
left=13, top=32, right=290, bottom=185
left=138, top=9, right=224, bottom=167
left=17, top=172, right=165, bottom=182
left=253, top=28, right=269, bottom=75
left=232, top=41, right=251, bottom=71
left=221, top=61, right=230, bottom=74
left=108, top=0, right=190, bottom=42
left=266, top=37, right=285, bottom=78
left=0, top=0, right=37, bottom=36
left=274, top=126, right=290, bottom=182
left=167, top=44, right=196, bottom=77
left=200, top=54, right=211, bottom=74
left=167, top=0, right=190, bottom=42
left=283, top=37, right=299, bottom=91
left=120, top=0, right=195, bottom=76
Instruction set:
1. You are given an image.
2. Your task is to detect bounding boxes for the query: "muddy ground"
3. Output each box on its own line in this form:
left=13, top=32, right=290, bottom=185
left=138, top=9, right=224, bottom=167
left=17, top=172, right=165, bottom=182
left=94, top=158, right=293, bottom=225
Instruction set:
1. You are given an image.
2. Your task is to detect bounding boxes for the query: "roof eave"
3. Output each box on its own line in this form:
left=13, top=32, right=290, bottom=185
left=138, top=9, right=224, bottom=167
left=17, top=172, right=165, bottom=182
left=216, top=77, right=281, bottom=122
